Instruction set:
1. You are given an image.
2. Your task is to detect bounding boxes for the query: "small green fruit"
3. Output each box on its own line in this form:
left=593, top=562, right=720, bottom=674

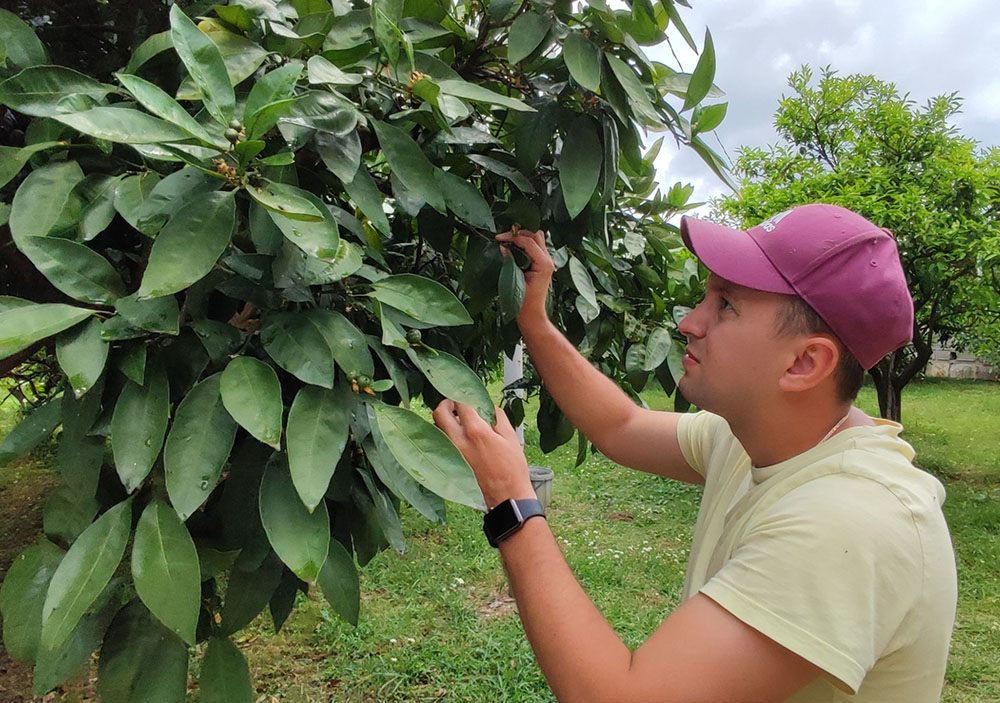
left=405, top=329, right=422, bottom=345
left=225, top=128, right=240, bottom=143
left=229, top=119, right=243, bottom=130
left=357, top=374, right=373, bottom=389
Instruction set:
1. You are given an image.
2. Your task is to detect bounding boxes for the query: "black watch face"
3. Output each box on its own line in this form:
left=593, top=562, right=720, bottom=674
left=484, top=500, right=520, bottom=539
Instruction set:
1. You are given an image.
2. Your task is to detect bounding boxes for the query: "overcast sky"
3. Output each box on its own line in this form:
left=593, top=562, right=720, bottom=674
left=644, top=0, right=1000, bottom=214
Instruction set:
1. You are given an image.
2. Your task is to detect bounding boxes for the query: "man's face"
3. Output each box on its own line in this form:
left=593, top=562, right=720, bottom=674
left=676, top=273, right=795, bottom=416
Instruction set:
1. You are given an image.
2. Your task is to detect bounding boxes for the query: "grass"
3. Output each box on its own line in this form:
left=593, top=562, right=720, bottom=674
left=1, top=379, right=997, bottom=702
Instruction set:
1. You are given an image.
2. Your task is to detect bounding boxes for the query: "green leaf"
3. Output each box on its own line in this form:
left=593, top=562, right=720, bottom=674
left=219, top=554, right=283, bottom=636
left=0, top=9, right=47, bottom=68
left=0, top=66, right=113, bottom=117
left=406, top=347, right=495, bottom=424
left=287, top=384, right=352, bottom=512
left=358, top=467, right=405, bottom=552
left=43, top=486, right=98, bottom=545
left=368, top=274, right=472, bottom=327
left=259, top=453, right=331, bottom=581
left=692, top=102, right=727, bottom=133
left=466, top=154, right=534, bottom=195
left=0, top=396, right=61, bottom=466
left=123, top=31, right=173, bottom=74
left=261, top=186, right=341, bottom=259
left=170, top=5, right=235, bottom=125
left=343, top=166, right=391, bottom=236
left=371, top=120, right=446, bottom=213
left=220, top=357, right=283, bottom=449
left=568, top=255, right=598, bottom=308
left=499, top=253, right=526, bottom=323
left=249, top=180, right=324, bottom=221
left=604, top=53, right=664, bottom=128
left=77, top=174, right=121, bottom=241
left=0, top=304, right=93, bottom=361
left=245, top=63, right=303, bottom=123
left=132, top=500, right=201, bottom=644
left=260, top=312, right=336, bottom=388
left=307, top=54, right=363, bottom=86
left=164, top=373, right=238, bottom=521
left=111, top=360, right=169, bottom=493
left=308, top=309, right=375, bottom=378
left=54, top=107, right=196, bottom=144
left=563, top=32, right=601, bottom=92
left=364, top=430, right=445, bottom=523
left=9, top=160, right=85, bottom=241
left=136, top=190, right=236, bottom=299
left=507, top=12, right=551, bottom=64
left=176, top=24, right=267, bottom=100
left=559, top=117, right=602, bottom=218
left=56, top=318, right=109, bottom=398
left=643, top=326, right=673, bottom=371
left=115, top=72, right=225, bottom=148
left=0, top=539, right=63, bottom=662
left=434, top=168, right=495, bottom=231
left=315, top=129, right=361, bottom=183
left=435, top=79, right=535, bottom=112
left=40, top=499, right=132, bottom=650
left=316, top=539, right=359, bottom=626
left=96, top=601, right=189, bottom=703
left=113, top=172, right=160, bottom=233
left=115, top=292, right=180, bottom=334
left=201, top=637, right=253, bottom=703
left=0, top=141, right=66, bottom=189
left=683, top=28, right=715, bottom=111
left=15, top=236, right=126, bottom=305
left=667, top=339, right=686, bottom=384
left=371, top=403, right=485, bottom=510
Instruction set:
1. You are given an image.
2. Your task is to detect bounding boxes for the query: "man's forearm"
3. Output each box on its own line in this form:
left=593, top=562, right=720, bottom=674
left=519, top=316, right=638, bottom=451
left=499, top=517, right=632, bottom=703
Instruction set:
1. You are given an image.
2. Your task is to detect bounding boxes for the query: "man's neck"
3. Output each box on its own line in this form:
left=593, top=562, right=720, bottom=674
left=727, top=403, right=872, bottom=468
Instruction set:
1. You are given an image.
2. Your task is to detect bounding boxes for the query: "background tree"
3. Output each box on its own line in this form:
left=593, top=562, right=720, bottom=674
left=0, top=0, right=726, bottom=698
left=713, top=65, right=1000, bottom=421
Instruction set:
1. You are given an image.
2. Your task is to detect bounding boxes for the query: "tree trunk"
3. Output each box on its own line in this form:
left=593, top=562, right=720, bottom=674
left=869, top=353, right=903, bottom=422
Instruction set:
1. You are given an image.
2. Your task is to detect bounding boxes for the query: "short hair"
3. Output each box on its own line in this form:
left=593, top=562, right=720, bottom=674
left=774, top=296, right=866, bottom=403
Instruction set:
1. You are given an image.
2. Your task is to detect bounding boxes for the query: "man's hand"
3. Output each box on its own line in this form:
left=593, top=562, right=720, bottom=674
left=432, top=399, right=536, bottom=510
left=495, top=228, right=554, bottom=328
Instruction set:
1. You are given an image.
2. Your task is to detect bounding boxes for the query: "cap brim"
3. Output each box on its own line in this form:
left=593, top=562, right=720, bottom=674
left=680, top=216, right=795, bottom=295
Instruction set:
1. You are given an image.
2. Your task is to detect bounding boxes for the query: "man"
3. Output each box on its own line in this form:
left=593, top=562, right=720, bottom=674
left=432, top=204, right=957, bottom=702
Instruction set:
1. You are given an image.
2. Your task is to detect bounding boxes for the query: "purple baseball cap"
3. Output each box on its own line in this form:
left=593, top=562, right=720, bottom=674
left=679, top=204, right=914, bottom=370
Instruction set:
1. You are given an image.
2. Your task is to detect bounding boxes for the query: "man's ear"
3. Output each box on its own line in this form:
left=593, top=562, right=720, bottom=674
left=779, top=336, right=839, bottom=393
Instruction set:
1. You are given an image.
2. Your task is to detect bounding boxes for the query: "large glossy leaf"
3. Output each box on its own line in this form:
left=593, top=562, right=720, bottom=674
left=0, top=303, right=93, bottom=361
left=559, top=117, right=602, bottom=218
left=368, top=274, right=472, bottom=327
left=77, top=173, right=121, bottom=241
left=164, top=373, right=238, bottom=521
left=644, top=327, right=674, bottom=371
left=0, top=66, right=112, bottom=117
left=55, top=107, right=195, bottom=143
left=0, top=539, right=63, bottom=662
left=115, top=293, right=180, bottom=334
left=371, top=403, right=485, bottom=510
left=132, top=500, right=200, bottom=644
left=307, top=55, right=363, bottom=86
left=244, top=63, right=303, bottom=132
left=406, top=347, right=495, bottom=423
left=136, top=190, right=236, bottom=299
left=111, top=360, right=168, bottom=493
left=563, top=32, right=601, bottom=91
left=371, top=120, right=446, bottom=212
left=0, top=141, right=66, bottom=189
left=56, top=317, right=108, bottom=398
left=113, top=171, right=161, bottom=233
left=123, top=30, right=173, bottom=74
left=16, top=236, right=126, bottom=305
left=40, top=499, right=132, bottom=650
left=0, top=9, right=47, bottom=68
left=42, top=486, right=98, bottom=546
left=315, top=129, right=361, bottom=183
left=365, top=422, right=446, bottom=524
left=220, top=356, right=283, bottom=449
left=568, top=255, right=598, bottom=308
left=219, top=553, right=283, bottom=636
left=260, top=186, right=341, bottom=260
left=259, top=453, right=330, bottom=581
left=435, top=167, right=495, bottom=231
left=507, top=11, right=551, bottom=63
left=169, top=5, right=234, bottom=125
left=605, top=53, right=665, bottom=128
left=9, top=160, right=85, bottom=241
left=286, top=384, right=351, bottom=512
left=0, top=396, right=61, bottom=466
left=308, top=309, right=374, bottom=378
left=260, top=312, right=336, bottom=388
left=436, top=79, right=535, bottom=112
left=343, top=166, right=391, bottom=236
left=316, top=538, right=360, bottom=626
left=115, top=72, right=225, bottom=147
left=201, top=637, right=253, bottom=703
left=57, top=374, right=105, bottom=498
left=96, top=601, right=188, bottom=703
left=358, top=468, right=405, bottom=552
left=667, top=339, right=687, bottom=384
left=499, top=254, right=525, bottom=323
left=683, top=28, right=716, bottom=111
left=249, top=180, right=324, bottom=221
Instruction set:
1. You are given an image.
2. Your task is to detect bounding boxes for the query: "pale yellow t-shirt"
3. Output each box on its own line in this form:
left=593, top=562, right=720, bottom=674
left=677, top=411, right=957, bottom=702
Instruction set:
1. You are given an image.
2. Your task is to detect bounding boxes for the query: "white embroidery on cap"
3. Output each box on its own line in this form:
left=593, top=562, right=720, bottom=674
left=758, top=209, right=793, bottom=232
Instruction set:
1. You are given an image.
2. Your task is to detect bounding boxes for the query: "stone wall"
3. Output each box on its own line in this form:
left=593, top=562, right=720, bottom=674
left=925, top=343, right=999, bottom=381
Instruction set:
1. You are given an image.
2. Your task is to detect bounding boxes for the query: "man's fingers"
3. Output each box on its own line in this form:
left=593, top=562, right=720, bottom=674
left=453, top=402, right=488, bottom=437
left=432, top=399, right=461, bottom=435
left=493, top=405, right=518, bottom=440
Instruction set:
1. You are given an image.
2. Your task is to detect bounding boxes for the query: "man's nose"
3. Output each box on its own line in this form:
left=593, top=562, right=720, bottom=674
left=677, top=300, right=706, bottom=340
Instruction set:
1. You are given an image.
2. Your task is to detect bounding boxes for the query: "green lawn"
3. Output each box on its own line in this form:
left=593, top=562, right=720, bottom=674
left=1, top=379, right=997, bottom=702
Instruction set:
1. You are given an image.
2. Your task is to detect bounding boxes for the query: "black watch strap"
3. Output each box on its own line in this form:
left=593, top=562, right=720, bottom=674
left=483, top=498, right=546, bottom=548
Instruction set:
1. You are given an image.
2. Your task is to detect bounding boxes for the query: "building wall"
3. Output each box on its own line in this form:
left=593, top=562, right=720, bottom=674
left=925, top=343, right=999, bottom=381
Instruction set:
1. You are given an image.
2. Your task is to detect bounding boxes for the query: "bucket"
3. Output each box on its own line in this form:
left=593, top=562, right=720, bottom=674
left=529, top=465, right=554, bottom=511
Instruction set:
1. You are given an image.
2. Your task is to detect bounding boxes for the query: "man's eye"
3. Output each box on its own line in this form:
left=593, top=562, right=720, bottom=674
left=720, top=297, right=733, bottom=310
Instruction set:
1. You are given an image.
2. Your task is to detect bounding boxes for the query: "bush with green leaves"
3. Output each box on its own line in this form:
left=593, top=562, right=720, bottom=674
left=0, top=0, right=724, bottom=697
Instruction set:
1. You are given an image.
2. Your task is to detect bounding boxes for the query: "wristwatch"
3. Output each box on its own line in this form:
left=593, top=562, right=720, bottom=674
left=483, top=498, right=546, bottom=547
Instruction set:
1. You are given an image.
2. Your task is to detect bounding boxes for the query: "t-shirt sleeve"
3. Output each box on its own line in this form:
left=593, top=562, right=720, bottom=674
left=676, top=410, right=731, bottom=479
left=698, top=474, right=924, bottom=694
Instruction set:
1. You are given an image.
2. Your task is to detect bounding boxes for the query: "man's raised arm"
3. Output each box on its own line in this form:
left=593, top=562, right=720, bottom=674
left=495, top=230, right=702, bottom=485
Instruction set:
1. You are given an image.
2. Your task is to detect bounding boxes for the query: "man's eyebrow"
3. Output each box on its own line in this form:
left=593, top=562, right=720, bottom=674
left=710, top=277, right=741, bottom=298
